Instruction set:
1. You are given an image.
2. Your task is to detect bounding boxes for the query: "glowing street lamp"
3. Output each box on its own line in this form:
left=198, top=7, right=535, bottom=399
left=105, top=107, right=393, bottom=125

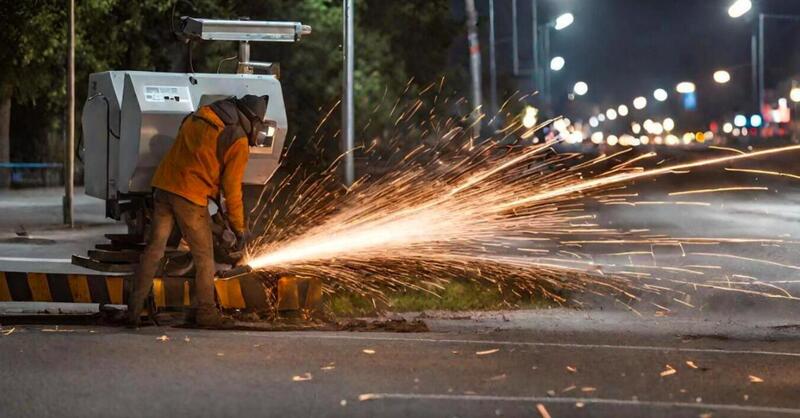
left=606, top=108, right=618, bottom=120
left=573, top=81, right=588, bottom=96
left=676, top=82, right=696, bottom=94
left=633, top=96, right=647, bottom=110
left=791, top=87, right=800, bottom=103
left=713, top=70, right=731, bottom=84
left=653, top=88, right=668, bottom=102
left=728, top=0, right=752, bottom=18
left=554, top=13, right=575, bottom=31
left=663, top=117, right=675, bottom=132
left=550, top=56, right=565, bottom=71
left=734, top=114, right=747, bottom=127
left=617, top=104, right=629, bottom=116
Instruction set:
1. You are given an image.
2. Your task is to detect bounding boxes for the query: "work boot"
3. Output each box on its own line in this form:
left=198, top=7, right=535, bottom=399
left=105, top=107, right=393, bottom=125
left=196, top=307, right=236, bottom=329
left=126, top=284, right=151, bottom=329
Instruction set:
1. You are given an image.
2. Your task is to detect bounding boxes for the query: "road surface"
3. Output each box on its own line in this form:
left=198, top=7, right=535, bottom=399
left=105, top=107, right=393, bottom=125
left=0, top=310, right=799, bottom=417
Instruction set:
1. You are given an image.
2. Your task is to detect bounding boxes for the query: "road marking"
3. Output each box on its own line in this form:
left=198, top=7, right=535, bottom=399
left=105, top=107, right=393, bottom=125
left=243, top=333, right=800, bottom=358
left=358, top=393, right=800, bottom=415
left=0, top=257, right=72, bottom=263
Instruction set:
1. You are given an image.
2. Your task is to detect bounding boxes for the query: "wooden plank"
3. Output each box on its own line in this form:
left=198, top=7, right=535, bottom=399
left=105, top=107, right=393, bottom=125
left=71, top=255, right=136, bottom=273
left=88, top=249, right=141, bottom=264
left=67, top=275, right=92, bottom=303
left=104, top=233, right=144, bottom=244
left=27, top=273, right=53, bottom=302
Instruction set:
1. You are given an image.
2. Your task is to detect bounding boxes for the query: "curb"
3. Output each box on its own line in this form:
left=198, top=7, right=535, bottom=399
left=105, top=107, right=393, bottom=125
left=0, top=272, right=269, bottom=310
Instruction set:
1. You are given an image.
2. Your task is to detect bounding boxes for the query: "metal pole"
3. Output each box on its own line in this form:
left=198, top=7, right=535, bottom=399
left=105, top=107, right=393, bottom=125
left=531, top=0, right=539, bottom=91
left=64, top=0, right=75, bottom=227
left=465, top=0, right=482, bottom=140
left=758, top=13, right=765, bottom=117
left=488, top=0, right=498, bottom=119
left=511, top=0, right=518, bottom=76
left=342, top=0, right=355, bottom=186
left=543, top=27, right=551, bottom=106
left=750, top=29, right=758, bottom=113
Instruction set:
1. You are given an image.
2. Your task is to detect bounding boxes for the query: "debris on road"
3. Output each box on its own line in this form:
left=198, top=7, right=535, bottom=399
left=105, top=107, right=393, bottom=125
left=41, top=326, right=75, bottom=333
left=362, top=349, right=376, bottom=355
left=566, top=365, right=577, bottom=373
left=476, top=348, right=500, bottom=356
left=686, top=360, right=699, bottom=369
left=660, top=364, right=677, bottom=377
left=156, top=335, right=169, bottom=342
left=1, top=327, right=15, bottom=336
left=748, top=375, right=764, bottom=383
left=536, top=403, right=552, bottom=418
left=581, top=386, right=597, bottom=392
left=292, top=372, right=313, bottom=382
left=487, top=374, right=507, bottom=381
left=321, top=363, right=336, bottom=371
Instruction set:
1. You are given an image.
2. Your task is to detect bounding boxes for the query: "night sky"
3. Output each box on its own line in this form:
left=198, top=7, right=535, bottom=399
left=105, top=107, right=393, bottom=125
left=463, top=0, right=800, bottom=129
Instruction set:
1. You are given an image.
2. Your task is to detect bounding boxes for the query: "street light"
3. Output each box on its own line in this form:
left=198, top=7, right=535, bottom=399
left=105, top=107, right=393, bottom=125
left=663, top=117, right=675, bottom=132
left=633, top=96, right=647, bottom=110
left=606, top=108, right=618, bottom=120
left=676, top=82, right=696, bottom=94
left=713, top=70, right=731, bottom=84
left=653, top=89, right=668, bottom=102
left=554, top=13, right=574, bottom=31
left=573, top=81, right=588, bottom=96
left=734, top=114, right=747, bottom=127
left=791, top=87, right=800, bottom=103
left=617, top=104, right=629, bottom=116
left=550, top=56, right=565, bottom=71
left=728, top=0, right=752, bottom=18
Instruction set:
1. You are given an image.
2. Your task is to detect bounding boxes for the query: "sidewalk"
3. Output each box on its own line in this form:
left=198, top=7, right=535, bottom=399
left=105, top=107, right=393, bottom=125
left=0, top=187, right=124, bottom=274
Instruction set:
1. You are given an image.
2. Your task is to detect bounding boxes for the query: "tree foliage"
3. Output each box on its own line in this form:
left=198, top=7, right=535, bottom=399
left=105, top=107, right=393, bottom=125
left=1, top=0, right=460, bottom=176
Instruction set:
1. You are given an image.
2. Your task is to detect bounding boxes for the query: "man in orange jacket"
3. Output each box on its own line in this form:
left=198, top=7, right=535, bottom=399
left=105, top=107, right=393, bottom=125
left=128, top=95, right=270, bottom=328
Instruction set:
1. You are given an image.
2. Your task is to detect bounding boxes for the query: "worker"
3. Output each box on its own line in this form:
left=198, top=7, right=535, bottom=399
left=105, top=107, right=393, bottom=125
left=127, top=95, right=271, bottom=328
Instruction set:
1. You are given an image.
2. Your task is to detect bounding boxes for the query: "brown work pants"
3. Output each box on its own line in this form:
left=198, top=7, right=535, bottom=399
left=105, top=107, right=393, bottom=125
left=128, top=189, right=216, bottom=319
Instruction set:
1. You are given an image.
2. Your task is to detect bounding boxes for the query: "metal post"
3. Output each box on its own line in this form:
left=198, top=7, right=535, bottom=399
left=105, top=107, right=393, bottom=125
left=488, top=0, right=498, bottom=119
left=543, top=27, right=551, bottom=106
left=64, top=0, right=75, bottom=227
left=758, top=13, right=765, bottom=116
left=750, top=28, right=758, bottom=113
left=531, top=0, right=539, bottom=91
left=465, top=0, right=482, bottom=140
left=342, top=0, right=355, bottom=186
left=511, top=0, right=518, bottom=76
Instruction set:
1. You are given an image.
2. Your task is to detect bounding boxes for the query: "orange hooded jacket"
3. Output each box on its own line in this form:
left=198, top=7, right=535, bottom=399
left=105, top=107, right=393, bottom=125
left=151, top=105, right=249, bottom=233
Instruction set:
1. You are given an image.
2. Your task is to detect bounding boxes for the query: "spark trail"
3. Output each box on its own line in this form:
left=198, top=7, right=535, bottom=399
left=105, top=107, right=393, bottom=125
left=243, top=87, right=800, bottom=306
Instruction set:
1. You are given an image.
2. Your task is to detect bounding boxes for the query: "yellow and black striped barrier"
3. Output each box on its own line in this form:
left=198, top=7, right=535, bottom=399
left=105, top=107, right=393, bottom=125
left=0, top=272, right=270, bottom=310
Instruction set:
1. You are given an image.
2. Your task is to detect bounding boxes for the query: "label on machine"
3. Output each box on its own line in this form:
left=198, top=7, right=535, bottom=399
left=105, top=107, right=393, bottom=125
left=144, top=86, right=191, bottom=104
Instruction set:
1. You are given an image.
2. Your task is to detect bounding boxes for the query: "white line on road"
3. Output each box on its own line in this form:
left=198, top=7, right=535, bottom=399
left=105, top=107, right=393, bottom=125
left=0, top=257, right=72, bottom=263
left=358, top=393, right=800, bottom=415
left=245, top=333, right=800, bottom=358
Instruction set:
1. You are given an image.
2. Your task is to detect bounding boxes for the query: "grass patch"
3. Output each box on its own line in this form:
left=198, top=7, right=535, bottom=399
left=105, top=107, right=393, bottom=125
left=327, top=279, right=555, bottom=317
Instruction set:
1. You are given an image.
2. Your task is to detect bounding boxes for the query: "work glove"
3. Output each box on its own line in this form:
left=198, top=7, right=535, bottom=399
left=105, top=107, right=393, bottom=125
left=233, top=229, right=251, bottom=252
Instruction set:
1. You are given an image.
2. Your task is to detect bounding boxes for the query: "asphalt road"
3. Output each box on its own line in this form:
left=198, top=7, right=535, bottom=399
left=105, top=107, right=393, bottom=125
left=0, top=310, right=799, bottom=418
